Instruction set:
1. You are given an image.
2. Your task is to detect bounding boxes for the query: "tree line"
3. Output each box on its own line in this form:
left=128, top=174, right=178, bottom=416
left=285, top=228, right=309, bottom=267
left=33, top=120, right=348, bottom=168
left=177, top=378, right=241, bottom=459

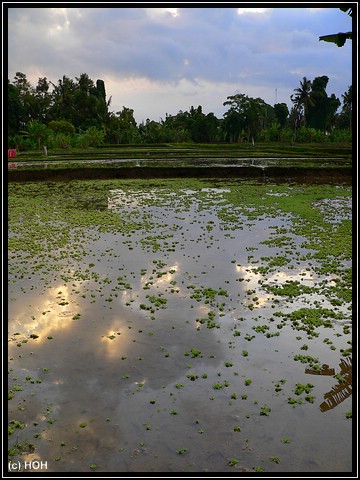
left=8, top=71, right=352, bottom=151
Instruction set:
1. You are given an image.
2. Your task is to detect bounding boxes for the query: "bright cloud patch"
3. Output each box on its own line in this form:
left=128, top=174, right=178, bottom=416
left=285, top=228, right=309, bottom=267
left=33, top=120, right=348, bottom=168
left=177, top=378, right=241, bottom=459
left=237, top=8, right=269, bottom=15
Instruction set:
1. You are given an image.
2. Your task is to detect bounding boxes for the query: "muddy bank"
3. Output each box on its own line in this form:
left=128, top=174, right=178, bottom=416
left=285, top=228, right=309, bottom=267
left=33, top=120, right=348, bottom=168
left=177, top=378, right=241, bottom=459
left=7, top=165, right=352, bottom=184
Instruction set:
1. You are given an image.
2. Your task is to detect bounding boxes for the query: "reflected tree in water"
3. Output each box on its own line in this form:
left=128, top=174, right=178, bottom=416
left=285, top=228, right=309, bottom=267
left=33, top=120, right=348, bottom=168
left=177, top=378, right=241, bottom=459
left=305, top=357, right=352, bottom=412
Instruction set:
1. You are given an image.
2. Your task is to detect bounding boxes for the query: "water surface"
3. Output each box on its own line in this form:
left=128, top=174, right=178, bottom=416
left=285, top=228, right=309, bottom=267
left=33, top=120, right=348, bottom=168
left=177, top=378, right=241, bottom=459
left=8, top=179, right=352, bottom=473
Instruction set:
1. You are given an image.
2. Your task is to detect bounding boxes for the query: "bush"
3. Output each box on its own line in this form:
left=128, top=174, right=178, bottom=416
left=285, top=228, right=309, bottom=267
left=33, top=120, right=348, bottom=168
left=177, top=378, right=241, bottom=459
left=48, top=120, right=76, bottom=135
left=48, top=132, right=72, bottom=149
left=295, top=126, right=327, bottom=143
left=268, top=122, right=281, bottom=142
left=279, top=127, right=293, bottom=143
left=15, top=137, right=37, bottom=151
left=329, top=129, right=352, bottom=142
left=75, top=127, right=105, bottom=148
left=8, top=135, right=23, bottom=150
left=8, top=134, right=39, bottom=151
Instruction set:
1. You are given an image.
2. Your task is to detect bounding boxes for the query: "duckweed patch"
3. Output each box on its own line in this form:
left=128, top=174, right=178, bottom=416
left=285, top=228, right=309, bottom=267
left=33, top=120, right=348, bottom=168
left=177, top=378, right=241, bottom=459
left=260, top=405, right=271, bottom=416
left=294, top=383, right=314, bottom=395
left=176, top=449, right=187, bottom=455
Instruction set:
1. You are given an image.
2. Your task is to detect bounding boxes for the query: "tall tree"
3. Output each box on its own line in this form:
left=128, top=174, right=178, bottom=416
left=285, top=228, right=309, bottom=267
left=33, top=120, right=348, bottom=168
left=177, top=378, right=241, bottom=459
left=73, top=73, right=97, bottom=129
left=307, top=76, right=340, bottom=132
left=10, top=72, right=35, bottom=127
left=341, top=85, right=352, bottom=129
left=8, top=81, right=24, bottom=135
left=274, top=103, right=289, bottom=128
left=290, top=77, right=315, bottom=127
left=12, top=71, right=32, bottom=97
left=24, top=120, right=49, bottom=150
left=76, top=72, right=94, bottom=93
left=96, top=79, right=106, bottom=102
left=114, top=106, right=138, bottom=143
left=223, top=94, right=271, bottom=143
left=288, top=106, right=302, bottom=141
left=95, top=79, right=112, bottom=129
left=190, top=111, right=219, bottom=143
left=49, top=75, right=77, bottom=123
left=31, top=77, right=52, bottom=123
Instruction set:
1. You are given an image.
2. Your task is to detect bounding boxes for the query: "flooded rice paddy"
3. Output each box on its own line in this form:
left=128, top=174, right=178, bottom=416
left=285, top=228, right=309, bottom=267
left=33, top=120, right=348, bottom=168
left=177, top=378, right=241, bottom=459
left=7, top=156, right=348, bottom=169
left=8, top=178, right=352, bottom=474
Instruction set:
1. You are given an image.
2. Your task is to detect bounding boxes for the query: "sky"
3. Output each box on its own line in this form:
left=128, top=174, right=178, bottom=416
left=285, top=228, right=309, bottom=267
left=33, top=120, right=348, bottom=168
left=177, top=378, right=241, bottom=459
left=5, top=4, right=353, bottom=124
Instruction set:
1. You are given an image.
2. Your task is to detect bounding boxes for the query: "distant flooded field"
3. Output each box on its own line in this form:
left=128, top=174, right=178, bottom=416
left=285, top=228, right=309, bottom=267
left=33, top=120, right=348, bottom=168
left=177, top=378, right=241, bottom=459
left=8, top=178, right=352, bottom=473
left=7, top=155, right=351, bottom=168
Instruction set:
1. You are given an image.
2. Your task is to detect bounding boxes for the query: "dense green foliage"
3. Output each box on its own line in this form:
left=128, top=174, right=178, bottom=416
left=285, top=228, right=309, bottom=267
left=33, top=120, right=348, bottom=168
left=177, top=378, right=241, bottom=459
left=8, top=71, right=351, bottom=151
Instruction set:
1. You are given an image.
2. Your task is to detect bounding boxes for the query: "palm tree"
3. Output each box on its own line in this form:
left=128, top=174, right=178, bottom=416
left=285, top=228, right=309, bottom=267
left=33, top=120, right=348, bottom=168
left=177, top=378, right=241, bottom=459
left=290, top=77, right=315, bottom=127
left=22, top=120, right=49, bottom=150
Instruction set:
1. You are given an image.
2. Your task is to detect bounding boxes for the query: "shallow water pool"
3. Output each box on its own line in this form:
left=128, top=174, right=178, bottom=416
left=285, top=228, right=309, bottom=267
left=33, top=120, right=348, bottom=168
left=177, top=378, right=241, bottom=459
left=8, top=179, right=353, bottom=473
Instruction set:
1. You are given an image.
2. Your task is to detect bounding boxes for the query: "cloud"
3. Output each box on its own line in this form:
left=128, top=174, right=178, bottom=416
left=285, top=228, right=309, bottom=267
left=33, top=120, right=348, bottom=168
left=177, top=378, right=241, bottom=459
left=237, top=7, right=270, bottom=15
left=6, top=6, right=352, bottom=123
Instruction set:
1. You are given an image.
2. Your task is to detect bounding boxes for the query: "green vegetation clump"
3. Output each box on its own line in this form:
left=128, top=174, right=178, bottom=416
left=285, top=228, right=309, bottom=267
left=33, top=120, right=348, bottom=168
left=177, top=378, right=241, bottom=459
left=8, top=420, right=25, bottom=435
left=260, top=405, right=271, bottom=416
left=263, top=280, right=315, bottom=297
left=275, top=307, right=344, bottom=336
left=294, top=383, right=314, bottom=395
left=196, top=310, right=220, bottom=329
left=176, top=449, right=187, bottom=455
left=184, top=349, right=203, bottom=358
left=146, top=294, right=168, bottom=308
